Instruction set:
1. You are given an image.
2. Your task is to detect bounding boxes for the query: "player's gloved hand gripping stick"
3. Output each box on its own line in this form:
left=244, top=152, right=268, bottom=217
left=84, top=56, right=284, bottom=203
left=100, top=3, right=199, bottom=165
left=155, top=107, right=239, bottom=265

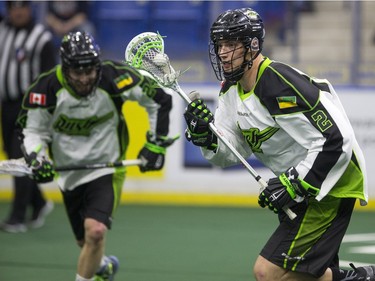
left=138, top=131, right=179, bottom=172
left=124, top=32, right=297, bottom=220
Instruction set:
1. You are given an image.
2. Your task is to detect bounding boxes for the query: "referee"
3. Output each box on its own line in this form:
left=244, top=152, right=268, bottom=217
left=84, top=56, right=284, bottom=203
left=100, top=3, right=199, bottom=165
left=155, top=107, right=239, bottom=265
left=0, top=1, right=56, bottom=233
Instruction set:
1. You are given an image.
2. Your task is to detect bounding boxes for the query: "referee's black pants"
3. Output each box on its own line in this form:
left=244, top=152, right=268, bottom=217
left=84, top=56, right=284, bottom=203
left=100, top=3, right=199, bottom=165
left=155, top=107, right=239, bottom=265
left=1, top=100, right=46, bottom=223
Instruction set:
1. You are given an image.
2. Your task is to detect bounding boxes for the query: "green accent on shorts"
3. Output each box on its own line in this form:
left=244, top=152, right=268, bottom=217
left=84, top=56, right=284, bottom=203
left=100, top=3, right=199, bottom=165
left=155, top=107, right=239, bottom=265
left=112, top=167, right=126, bottom=213
left=283, top=196, right=341, bottom=270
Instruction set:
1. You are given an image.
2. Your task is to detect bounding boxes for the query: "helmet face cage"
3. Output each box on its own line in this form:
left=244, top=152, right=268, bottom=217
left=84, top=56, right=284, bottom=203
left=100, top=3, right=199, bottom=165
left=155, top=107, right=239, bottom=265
left=209, top=8, right=265, bottom=82
left=60, top=31, right=102, bottom=97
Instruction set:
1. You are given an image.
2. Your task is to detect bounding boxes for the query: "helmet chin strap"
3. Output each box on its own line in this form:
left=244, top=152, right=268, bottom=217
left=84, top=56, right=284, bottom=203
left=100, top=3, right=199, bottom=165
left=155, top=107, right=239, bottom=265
left=65, top=75, right=95, bottom=97
left=64, top=66, right=102, bottom=98
left=224, top=48, right=260, bottom=82
left=245, top=48, right=262, bottom=71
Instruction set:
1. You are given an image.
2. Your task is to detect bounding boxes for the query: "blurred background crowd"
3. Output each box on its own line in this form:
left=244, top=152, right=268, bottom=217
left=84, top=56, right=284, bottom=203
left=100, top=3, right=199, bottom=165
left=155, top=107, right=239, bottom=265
left=0, top=0, right=374, bottom=87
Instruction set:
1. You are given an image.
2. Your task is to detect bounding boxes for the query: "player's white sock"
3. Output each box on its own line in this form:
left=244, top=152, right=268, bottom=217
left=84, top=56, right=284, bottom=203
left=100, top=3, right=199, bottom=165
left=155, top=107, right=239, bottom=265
left=75, top=274, right=95, bottom=281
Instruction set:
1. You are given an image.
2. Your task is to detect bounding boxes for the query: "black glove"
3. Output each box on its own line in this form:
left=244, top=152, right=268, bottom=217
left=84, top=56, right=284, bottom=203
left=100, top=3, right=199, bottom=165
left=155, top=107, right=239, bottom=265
left=26, top=152, right=55, bottom=183
left=258, top=167, right=319, bottom=214
left=183, top=98, right=217, bottom=150
left=138, top=131, right=179, bottom=173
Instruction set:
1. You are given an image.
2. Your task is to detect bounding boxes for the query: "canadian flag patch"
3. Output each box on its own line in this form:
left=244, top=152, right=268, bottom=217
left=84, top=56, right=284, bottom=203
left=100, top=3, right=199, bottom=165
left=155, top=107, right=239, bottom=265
left=29, top=92, right=46, bottom=105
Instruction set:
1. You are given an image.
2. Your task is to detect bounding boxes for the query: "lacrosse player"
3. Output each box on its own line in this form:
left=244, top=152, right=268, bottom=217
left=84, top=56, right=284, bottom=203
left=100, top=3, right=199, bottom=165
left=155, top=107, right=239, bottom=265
left=16, top=31, right=176, bottom=281
left=183, top=7, right=374, bottom=281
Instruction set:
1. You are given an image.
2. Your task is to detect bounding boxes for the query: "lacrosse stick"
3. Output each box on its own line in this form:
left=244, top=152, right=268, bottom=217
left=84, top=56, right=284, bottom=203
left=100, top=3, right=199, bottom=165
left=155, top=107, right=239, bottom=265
left=0, top=158, right=144, bottom=177
left=125, top=32, right=297, bottom=220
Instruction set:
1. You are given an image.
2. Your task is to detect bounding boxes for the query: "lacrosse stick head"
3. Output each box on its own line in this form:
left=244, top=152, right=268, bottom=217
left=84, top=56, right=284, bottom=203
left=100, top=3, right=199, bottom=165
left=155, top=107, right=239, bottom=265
left=0, top=158, right=32, bottom=176
left=125, top=32, right=180, bottom=86
left=125, top=32, right=164, bottom=68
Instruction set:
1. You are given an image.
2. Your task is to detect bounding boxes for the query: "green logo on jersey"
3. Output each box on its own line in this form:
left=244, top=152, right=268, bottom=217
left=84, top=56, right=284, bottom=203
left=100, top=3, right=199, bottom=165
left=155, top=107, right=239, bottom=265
left=141, top=77, right=159, bottom=99
left=241, top=126, right=279, bottom=153
left=53, top=112, right=114, bottom=136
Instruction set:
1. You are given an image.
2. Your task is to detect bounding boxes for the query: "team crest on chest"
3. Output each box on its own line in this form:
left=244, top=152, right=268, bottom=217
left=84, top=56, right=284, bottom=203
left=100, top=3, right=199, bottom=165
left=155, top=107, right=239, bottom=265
left=53, top=112, right=114, bottom=136
left=239, top=124, right=279, bottom=153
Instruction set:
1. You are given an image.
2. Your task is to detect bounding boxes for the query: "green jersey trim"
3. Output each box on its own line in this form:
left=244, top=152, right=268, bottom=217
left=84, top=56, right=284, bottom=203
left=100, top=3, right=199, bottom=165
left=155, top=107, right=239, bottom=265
left=238, top=57, right=273, bottom=101
left=328, top=153, right=366, bottom=201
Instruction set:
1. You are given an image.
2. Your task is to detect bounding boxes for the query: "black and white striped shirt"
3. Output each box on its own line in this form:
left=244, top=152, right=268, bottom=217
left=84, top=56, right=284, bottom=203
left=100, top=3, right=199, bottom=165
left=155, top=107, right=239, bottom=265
left=0, top=19, right=56, bottom=102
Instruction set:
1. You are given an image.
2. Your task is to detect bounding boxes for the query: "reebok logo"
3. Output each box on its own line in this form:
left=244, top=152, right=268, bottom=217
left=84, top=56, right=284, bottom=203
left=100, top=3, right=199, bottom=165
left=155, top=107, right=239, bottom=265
left=282, top=253, right=305, bottom=261
left=190, top=120, right=197, bottom=131
left=269, top=189, right=285, bottom=202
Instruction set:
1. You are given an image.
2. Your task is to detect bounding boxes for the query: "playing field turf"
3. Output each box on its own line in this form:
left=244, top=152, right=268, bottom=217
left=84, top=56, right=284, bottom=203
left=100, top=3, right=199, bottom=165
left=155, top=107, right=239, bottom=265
left=0, top=202, right=374, bottom=281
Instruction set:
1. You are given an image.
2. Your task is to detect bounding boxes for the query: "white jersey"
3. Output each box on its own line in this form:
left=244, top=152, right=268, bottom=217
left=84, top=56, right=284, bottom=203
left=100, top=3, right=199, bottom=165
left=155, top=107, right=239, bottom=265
left=203, top=58, right=367, bottom=205
left=18, top=61, right=173, bottom=191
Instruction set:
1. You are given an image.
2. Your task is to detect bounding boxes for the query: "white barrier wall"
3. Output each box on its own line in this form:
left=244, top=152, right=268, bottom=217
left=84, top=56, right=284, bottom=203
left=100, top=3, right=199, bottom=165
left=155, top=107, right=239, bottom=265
left=0, top=86, right=373, bottom=200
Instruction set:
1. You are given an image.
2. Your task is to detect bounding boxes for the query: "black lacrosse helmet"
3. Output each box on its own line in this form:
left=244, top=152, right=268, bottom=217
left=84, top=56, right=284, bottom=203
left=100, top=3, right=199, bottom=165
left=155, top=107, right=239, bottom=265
left=209, top=8, right=265, bottom=82
left=60, top=31, right=102, bottom=97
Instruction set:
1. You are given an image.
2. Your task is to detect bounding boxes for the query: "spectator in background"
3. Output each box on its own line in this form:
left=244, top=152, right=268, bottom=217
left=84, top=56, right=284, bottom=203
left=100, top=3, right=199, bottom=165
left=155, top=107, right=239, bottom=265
left=246, top=1, right=288, bottom=57
left=0, top=0, right=55, bottom=233
left=45, top=1, right=95, bottom=47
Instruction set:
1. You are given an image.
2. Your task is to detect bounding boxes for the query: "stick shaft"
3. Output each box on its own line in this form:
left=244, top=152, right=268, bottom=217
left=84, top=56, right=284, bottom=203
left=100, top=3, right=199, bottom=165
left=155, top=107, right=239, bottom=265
left=173, top=82, right=297, bottom=220
left=173, top=82, right=264, bottom=178
left=55, top=159, right=144, bottom=171
left=0, top=159, right=143, bottom=176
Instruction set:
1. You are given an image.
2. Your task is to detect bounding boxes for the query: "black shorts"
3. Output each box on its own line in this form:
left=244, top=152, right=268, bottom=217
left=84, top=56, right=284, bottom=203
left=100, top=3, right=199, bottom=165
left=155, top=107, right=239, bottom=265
left=260, top=196, right=356, bottom=278
left=62, top=173, right=125, bottom=241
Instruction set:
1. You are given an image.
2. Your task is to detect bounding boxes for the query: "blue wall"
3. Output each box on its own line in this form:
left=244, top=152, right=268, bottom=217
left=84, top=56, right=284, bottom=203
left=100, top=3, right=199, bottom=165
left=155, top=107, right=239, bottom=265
left=88, top=1, right=291, bottom=60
